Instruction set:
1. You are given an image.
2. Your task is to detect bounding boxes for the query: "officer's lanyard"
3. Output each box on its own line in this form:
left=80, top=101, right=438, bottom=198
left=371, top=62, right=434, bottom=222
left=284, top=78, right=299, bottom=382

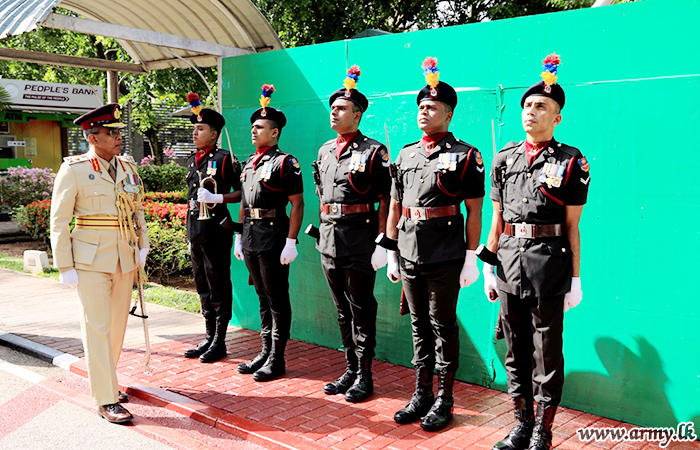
left=195, top=145, right=216, bottom=168
left=336, top=131, right=359, bottom=160
left=525, top=139, right=551, bottom=166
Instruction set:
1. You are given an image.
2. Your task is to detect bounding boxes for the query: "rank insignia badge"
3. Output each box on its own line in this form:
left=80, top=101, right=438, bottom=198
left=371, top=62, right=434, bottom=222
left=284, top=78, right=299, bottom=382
left=578, top=156, right=589, bottom=172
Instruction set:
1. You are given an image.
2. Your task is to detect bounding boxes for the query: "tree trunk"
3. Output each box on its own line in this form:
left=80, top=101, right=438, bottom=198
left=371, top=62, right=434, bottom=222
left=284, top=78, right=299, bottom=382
left=144, top=128, right=163, bottom=165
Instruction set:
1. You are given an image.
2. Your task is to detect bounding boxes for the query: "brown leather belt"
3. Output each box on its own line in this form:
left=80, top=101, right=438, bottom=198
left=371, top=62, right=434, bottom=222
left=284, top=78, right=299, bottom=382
left=402, top=204, right=460, bottom=221
left=321, top=203, right=373, bottom=215
left=504, top=222, right=564, bottom=239
left=245, top=208, right=280, bottom=219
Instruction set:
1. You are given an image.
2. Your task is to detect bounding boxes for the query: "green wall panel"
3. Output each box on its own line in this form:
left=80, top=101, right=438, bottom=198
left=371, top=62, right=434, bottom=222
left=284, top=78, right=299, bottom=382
left=223, top=0, right=700, bottom=429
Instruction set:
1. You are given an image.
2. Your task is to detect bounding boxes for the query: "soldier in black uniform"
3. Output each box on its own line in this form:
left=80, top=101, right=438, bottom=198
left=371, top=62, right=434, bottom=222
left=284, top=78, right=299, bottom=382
left=386, top=57, right=484, bottom=431
left=234, top=85, right=304, bottom=382
left=313, top=66, right=391, bottom=402
left=183, top=95, right=242, bottom=364
left=483, top=54, right=589, bottom=450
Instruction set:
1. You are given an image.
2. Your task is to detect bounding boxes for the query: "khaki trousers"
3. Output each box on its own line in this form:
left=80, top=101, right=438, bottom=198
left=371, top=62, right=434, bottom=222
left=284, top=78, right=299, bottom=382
left=76, top=263, right=134, bottom=406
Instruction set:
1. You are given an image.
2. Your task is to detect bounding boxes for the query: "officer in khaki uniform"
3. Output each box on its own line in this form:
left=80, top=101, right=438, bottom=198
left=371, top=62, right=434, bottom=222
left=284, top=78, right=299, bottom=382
left=386, top=58, right=484, bottom=431
left=50, top=103, right=149, bottom=424
left=483, top=54, right=589, bottom=450
left=313, top=66, right=391, bottom=403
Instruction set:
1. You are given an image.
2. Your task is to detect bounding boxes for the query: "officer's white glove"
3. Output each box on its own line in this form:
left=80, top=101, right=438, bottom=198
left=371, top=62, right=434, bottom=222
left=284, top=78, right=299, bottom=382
left=371, top=245, right=387, bottom=271
left=564, top=277, right=582, bottom=312
left=234, top=234, right=244, bottom=261
left=387, top=250, right=401, bottom=283
left=280, top=238, right=298, bottom=265
left=483, top=263, right=499, bottom=302
left=139, top=248, right=149, bottom=268
left=59, top=268, right=79, bottom=289
left=187, top=241, right=192, bottom=253
left=197, top=187, right=223, bottom=204
left=459, top=250, right=479, bottom=288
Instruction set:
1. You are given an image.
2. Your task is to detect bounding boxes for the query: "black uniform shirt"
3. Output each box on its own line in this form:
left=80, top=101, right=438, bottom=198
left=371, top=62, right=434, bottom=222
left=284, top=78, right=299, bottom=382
left=186, top=147, right=241, bottom=243
left=315, top=131, right=391, bottom=258
left=240, top=145, right=304, bottom=252
left=391, top=133, right=485, bottom=265
left=490, top=138, right=590, bottom=298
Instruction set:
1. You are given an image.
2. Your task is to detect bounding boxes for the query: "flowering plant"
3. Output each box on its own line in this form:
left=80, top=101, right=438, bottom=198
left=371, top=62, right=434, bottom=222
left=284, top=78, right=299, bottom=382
left=0, top=166, right=55, bottom=209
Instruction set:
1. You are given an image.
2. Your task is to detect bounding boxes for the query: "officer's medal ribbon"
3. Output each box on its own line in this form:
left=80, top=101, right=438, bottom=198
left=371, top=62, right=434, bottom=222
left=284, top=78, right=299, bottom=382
left=261, top=162, right=273, bottom=181
left=206, top=160, right=217, bottom=177
left=448, top=153, right=457, bottom=171
left=542, top=162, right=564, bottom=188
left=123, top=173, right=139, bottom=193
left=357, top=152, right=367, bottom=172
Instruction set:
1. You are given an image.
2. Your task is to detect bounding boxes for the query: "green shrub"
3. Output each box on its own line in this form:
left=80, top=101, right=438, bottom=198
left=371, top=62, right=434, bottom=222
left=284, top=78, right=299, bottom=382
left=0, top=166, right=55, bottom=209
left=13, top=199, right=64, bottom=245
left=137, top=162, right=187, bottom=192
left=142, top=191, right=187, bottom=204
left=145, top=220, right=191, bottom=283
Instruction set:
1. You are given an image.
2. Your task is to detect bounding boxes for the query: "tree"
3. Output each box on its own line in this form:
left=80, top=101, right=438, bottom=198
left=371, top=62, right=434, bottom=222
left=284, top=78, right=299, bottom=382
left=0, top=86, right=11, bottom=110
left=251, top=0, right=564, bottom=47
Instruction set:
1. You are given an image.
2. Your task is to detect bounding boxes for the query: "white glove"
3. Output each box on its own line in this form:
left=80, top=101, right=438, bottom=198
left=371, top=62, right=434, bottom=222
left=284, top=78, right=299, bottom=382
left=234, top=234, right=244, bottom=261
left=483, top=263, right=499, bottom=302
left=564, top=277, right=582, bottom=312
left=59, top=269, right=79, bottom=288
left=280, top=238, right=298, bottom=265
left=139, top=248, right=149, bottom=268
left=187, top=241, right=191, bottom=253
left=197, top=187, right=223, bottom=204
left=459, top=250, right=479, bottom=288
left=371, top=245, right=387, bottom=271
left=387, top=250, right=401, bottom=283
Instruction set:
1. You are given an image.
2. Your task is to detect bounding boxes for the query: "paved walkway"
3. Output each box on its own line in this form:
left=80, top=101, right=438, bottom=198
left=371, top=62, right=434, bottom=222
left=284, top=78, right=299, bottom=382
left=0, top=268, right=697, bottom=450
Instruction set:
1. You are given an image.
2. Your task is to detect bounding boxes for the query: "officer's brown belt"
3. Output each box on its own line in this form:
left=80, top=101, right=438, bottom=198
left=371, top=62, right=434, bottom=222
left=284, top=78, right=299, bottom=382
left=504, top=222, right=564, bottom=239
left=321, top=203, right=373, bottom=215
left=244, top=208, right=279, bottom=219
left=75, top=215, right=120, bottom=230
left=401, top=204, right=460, bottom=221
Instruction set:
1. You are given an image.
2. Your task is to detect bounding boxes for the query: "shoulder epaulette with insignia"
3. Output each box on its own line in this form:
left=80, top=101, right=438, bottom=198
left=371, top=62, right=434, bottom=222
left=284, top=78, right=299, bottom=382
left=402, top=141, right=420, bottom=149
left=498, top=141, right=521, bottom=153
left=553, top=141, right=579, bottom=157
left=118, top=154, right=136, bottom=164
left=63, top=154, right=90, bottom=165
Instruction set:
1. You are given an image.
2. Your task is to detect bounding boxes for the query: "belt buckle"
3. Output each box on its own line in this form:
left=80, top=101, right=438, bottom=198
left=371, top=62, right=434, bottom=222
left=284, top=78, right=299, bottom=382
left=250, top=208, right=261, bottom=219
left=412, top=207, right=426, bottom=221
left=331, top=203, right=340, bottom=215
left=515, top=222, right=533, bottom=238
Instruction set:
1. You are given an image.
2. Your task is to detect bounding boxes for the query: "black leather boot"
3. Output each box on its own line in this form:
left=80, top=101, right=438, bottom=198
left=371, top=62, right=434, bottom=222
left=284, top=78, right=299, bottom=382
left=492, top=397, right=535, bottom=450
left=238, top=336, right=271, bottom=374
left=324, top=349, right=358, bottom=395
left=253, top=339, right=286, bottom=382
left=528, top=403, right=557, bottom=450
left=420, top=369, right=456, bottom=431
left=394, top=366, right=434, bottom=424
left=184, top=316, right=215, bottom=358
left=199, top=319, right=228, bottom=363
left=344, top=357, right=373, bottom=402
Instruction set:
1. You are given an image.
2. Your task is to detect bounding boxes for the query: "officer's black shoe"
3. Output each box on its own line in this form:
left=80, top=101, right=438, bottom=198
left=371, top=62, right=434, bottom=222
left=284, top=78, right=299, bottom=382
left=420, top=369, right=456, bottom=431
left=238, top=337, right=271, bottom=374
left=528, top=403, right=557, bottom=450
left=394, top=366, right=434, bottom=424
left=492, top=397, right=535, bottom=450
left=184, top=317, right=216, bottom=358
left=199, top=319, right=228, bottom=363
left=345, top=358, right=373, bottom=402
left=324, top=369, right=357, bottom=395
left=253, top=340, right=286, bottom=382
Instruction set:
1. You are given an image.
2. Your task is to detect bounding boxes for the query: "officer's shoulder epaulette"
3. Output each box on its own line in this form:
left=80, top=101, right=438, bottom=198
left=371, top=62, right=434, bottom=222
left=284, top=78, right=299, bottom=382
left=322, top=138, right=335, bottom=147
left=498, top=141, right=522, bottom=154
left=402, top=140, right=420, bottom=149
left=553, top=141, right=580, bottom=157
left=452, top=139, right=475, bottom=151
left=63, top=154, right=90, bottom=165
left=117, top=154, right=136, bottom=164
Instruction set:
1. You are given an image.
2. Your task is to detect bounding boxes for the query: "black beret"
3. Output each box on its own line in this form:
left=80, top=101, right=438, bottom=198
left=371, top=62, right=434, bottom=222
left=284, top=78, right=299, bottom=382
left=416, top=81, right=458, bottom=110
left=250, top=107, right=287, bottom=128
left=521, top=80, right=565, bottom=110
left=329, top=88, right=369, bottom=112
left=75, top=103, right=125, bottom=130
left=190, top=108, right=226, bottom=131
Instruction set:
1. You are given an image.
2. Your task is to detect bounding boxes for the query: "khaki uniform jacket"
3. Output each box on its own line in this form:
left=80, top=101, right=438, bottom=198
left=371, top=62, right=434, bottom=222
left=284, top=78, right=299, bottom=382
left=50, top=151, right=149, bottom=274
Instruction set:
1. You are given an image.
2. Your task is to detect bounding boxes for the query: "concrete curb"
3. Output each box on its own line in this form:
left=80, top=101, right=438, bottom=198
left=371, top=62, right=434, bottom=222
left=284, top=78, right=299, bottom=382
left=0, top=330, right=80, bottom=370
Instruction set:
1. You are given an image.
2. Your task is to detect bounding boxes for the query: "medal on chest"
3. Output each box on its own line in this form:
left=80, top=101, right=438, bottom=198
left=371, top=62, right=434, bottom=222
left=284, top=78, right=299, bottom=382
left=350, top=151, right=367, bottom=173
left=541, top=162, right=565, bottom=188
left=260, top=162, right=273, bottom=181
left=206, top=160, right=217, bottom=177
left=437, top=153, right=457, bottom=172
left=123, top=173, right=140, bottom=193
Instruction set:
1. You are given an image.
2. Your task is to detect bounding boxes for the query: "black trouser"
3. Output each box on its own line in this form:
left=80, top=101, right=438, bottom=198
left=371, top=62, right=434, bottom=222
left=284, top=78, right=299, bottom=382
left=243, top=247, right=291, bottom=342
left=400, top=257, right=462, bottom=372
left=321, top=252, right=377, bottom=361
left=500, top=292, right=565, bottom=406
left=190, top=235, right=233, bottom=323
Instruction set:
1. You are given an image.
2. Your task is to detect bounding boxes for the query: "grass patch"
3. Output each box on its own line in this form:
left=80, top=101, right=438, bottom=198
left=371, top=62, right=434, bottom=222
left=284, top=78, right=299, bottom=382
left=1, top=251, right=199, bottom=313
left=134, top=284, right=200, bottom=313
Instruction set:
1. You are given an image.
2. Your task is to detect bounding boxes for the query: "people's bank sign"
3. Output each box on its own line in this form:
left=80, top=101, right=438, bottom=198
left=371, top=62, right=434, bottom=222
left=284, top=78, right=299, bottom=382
left=0, top=79, right=103, bottom=113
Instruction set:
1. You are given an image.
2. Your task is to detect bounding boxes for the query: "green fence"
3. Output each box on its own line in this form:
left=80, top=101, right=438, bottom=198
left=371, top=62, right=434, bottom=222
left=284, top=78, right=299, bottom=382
left=222, top=0, right=700, bottom=429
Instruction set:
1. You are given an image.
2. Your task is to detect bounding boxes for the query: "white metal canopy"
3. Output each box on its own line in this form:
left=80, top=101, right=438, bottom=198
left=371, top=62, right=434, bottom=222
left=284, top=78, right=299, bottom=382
left=0, top=0, right=283, bottom=71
